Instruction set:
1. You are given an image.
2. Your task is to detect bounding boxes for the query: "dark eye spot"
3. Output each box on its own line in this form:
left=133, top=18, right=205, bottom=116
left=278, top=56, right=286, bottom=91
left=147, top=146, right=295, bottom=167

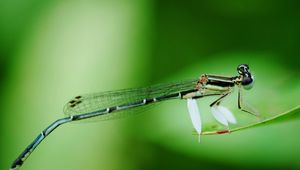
left=75, top=96, right=82, bottom=99
left=69, top=100, right=76, bottom=104
left=77, top=100, right=82, bottom=104
left=70, top=104, right=76, bottom=108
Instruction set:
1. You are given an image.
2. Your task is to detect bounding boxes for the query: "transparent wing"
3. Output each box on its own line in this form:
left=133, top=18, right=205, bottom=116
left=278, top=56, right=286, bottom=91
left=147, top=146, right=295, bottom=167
left=63, top=79, right=198, bottom=121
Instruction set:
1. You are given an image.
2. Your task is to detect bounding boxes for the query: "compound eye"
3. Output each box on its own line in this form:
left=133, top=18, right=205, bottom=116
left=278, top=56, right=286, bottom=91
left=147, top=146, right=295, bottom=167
left=242, top=76, right=254, bottom=90
left=237, top=64, right=249, bottom=74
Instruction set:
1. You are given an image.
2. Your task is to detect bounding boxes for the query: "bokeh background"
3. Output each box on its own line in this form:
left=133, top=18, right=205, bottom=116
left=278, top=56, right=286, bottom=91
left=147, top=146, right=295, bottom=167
left=1, top=0, right=300, bottom=170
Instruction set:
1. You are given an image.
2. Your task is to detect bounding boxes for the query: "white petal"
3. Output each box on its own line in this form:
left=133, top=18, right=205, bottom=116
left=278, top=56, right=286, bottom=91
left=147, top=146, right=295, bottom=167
left=187, top=99, right=202, bottom=141
left=217, top=105, right=237, bottom=124
left=211, top=106, right=228, bottom=126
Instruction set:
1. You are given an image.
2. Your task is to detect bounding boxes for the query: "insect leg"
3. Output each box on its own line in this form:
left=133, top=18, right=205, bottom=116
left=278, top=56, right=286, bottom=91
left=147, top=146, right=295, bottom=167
left=209, top=92, right=230, bottom=107
left=238, top=87, right=262, bottom=119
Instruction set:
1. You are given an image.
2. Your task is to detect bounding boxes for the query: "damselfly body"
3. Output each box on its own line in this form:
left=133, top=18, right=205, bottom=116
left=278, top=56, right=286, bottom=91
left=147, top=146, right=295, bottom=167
left=11, top=64, right=258, bottom=170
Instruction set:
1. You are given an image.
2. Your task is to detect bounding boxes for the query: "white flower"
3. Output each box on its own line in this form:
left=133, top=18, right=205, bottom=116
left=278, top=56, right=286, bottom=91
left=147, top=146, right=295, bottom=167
left=211, top=105, right=236, bottom=125
left=187, top=99, right=237, bottom=141
left=187, top=99, right=202, bottom=142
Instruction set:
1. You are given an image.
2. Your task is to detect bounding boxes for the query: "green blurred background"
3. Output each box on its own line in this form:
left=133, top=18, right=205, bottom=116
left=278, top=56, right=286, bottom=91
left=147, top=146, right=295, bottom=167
left=1, top=0, right=300, bottom=170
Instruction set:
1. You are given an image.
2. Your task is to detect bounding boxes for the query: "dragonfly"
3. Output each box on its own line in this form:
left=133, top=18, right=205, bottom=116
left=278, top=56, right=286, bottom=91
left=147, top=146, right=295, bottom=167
left=10, top=64, right=258, bottom=170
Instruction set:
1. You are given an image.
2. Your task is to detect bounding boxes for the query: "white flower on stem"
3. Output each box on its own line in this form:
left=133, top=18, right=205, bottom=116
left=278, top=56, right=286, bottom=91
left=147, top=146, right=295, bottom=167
left=211, top=106, right=228, bottom=126
left=187, top=99, right=202, bottom=142
left=211, top=105, right=237, bottom=126
left=217, top=105, right=237, bottom=124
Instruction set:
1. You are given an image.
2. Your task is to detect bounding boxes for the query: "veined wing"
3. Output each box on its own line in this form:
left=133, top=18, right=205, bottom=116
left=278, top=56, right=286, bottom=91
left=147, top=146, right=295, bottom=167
left=63, top=79, right=198, bottom=121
